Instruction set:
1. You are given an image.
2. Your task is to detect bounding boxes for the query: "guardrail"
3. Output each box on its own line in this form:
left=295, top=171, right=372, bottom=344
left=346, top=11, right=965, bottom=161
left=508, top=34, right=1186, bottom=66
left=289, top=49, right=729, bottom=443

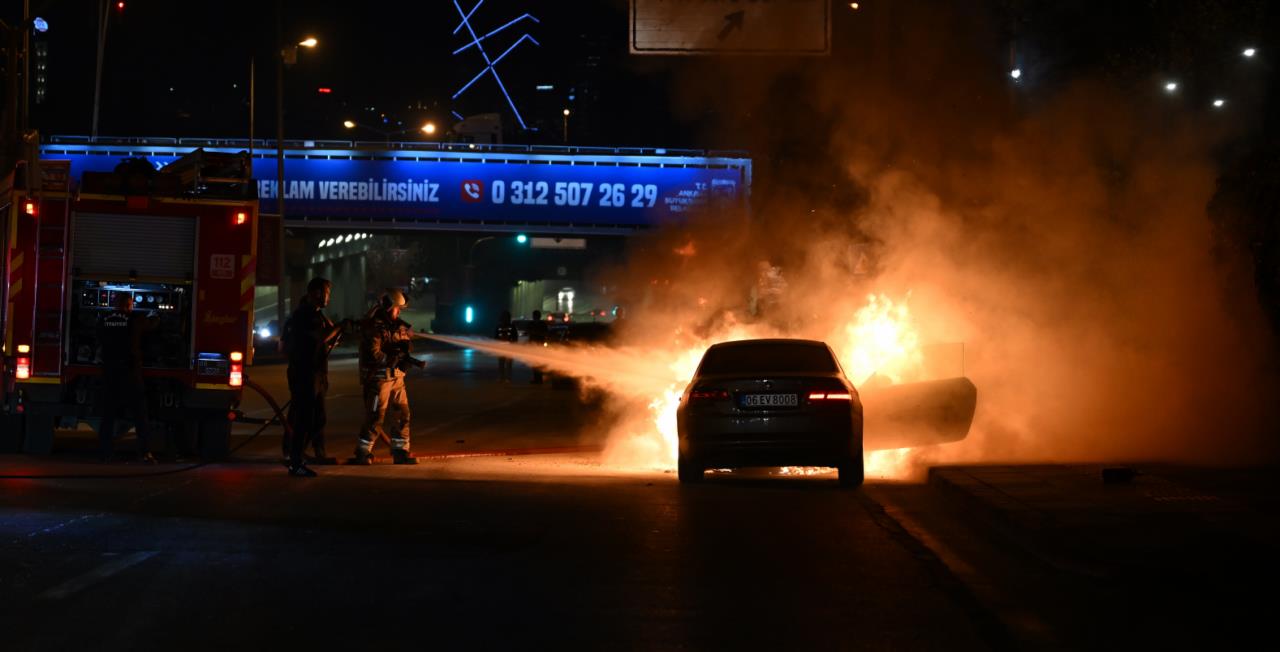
left=45, top=135, right=749, bottom=160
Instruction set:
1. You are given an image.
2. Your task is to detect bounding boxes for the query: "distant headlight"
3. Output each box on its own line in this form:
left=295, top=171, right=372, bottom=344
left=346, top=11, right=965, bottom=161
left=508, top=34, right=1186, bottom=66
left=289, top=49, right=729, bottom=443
left=258, top=327, right=272, bottom=338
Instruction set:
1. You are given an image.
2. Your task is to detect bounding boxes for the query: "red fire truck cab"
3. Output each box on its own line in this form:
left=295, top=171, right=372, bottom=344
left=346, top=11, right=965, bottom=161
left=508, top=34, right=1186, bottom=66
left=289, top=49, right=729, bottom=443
left=2, top=150, right=258, bottom=457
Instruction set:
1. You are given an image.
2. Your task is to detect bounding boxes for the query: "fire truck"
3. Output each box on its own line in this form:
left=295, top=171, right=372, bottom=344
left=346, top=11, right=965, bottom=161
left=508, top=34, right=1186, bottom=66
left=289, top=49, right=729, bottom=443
left=2, top=150, right=258, bottom=457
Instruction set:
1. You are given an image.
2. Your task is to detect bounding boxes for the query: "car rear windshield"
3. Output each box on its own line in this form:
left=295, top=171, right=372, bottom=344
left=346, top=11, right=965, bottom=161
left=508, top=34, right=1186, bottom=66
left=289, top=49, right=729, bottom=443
left=697, top=342, right=839, bottom=376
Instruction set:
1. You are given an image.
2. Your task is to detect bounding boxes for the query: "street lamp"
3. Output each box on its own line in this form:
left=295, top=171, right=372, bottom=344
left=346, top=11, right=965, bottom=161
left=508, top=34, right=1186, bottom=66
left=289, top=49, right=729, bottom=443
left=267, top=23, right=321, bottom=334
left=562, top=108, right=570, bottom=144
left=343, top=120, right=437, bottom=143
left=1164, top=81, right=1178, bottom=93
left=1243, top=47, right=1256, bottom=58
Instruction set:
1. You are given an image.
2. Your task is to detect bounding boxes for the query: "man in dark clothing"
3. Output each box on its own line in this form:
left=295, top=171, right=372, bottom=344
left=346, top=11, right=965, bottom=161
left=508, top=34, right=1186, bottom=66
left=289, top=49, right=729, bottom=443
left=283, top=277, right=345, bottom=477
left=494, top=310, right=518, bottom=382
left=527, top=309, right=549, bottom=384
left=97, top=292, right=158, bottom=463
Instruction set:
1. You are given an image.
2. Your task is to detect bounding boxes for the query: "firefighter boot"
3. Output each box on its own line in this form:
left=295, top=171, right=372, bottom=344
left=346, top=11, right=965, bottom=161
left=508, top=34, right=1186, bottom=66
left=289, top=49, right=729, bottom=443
left=350, top=452, right=375, bottom=465
left=392, top=450, right=418, bottom=465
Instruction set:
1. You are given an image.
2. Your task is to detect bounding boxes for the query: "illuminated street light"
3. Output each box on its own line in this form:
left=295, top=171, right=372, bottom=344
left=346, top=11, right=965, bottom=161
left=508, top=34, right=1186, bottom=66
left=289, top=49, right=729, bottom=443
left=299, top=37, right=318, bottom=48
left=1213, top=98, right=1226, bottom=108
left=1164, top=81, right=1178, bottom=93
left=343, top=120, right=356, bottom=129
left=1243, top=47, right=1256, bottom=58
left=421, top=122, right=437, bottom=135
left=1009, top=68, right=1022, bottom=80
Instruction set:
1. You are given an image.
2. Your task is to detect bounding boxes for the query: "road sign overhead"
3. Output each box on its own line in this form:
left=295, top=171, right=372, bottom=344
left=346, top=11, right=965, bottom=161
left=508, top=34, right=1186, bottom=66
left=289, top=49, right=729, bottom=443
left=631, top=0, right=831, bottom=55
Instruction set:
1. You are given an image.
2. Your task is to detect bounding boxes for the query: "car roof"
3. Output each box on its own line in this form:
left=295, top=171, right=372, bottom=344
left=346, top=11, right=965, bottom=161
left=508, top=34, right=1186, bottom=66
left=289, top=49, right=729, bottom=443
left=706, top=338, right=829, bottom=350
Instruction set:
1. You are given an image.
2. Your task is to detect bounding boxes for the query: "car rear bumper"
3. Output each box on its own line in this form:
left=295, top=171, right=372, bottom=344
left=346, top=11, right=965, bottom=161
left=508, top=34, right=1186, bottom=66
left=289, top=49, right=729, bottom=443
left=682, top=436, right=859, bottom=469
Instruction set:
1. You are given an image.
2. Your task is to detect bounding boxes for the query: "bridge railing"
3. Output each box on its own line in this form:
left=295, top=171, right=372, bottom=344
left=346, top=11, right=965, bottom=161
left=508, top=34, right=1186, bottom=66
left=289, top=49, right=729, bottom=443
left=44, top=135, right=748, bottom=160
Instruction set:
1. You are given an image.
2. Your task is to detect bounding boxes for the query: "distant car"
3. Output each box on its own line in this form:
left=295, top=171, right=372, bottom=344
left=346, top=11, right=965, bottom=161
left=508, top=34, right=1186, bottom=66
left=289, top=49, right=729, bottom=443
left=253, top=319, right=281, bottom=356
left=675, top=339, right=864, bottom=487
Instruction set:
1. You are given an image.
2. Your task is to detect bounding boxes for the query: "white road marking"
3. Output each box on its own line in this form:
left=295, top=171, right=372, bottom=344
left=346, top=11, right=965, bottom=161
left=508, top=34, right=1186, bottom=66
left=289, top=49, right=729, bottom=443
left=38, top=551, right=158, bottom=600
left=25, top=513, right=104, bottom=539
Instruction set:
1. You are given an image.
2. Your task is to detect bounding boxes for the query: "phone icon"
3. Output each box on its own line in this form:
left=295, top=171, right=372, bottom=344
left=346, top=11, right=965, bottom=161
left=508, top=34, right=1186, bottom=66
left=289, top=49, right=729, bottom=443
left=461, top=180, right=484, bottom=203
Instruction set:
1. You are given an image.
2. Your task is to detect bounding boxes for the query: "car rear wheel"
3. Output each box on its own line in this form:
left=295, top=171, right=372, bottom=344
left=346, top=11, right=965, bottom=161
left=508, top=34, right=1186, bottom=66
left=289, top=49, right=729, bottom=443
left=837, top=455, right=864, bottom=489
left=677, top=454, right=704, bottom=484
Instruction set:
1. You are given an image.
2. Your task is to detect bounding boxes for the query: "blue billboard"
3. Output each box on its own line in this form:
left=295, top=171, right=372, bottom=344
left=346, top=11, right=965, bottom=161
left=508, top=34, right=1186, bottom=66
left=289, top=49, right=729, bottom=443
left=41, top=142, right=750, bottom=229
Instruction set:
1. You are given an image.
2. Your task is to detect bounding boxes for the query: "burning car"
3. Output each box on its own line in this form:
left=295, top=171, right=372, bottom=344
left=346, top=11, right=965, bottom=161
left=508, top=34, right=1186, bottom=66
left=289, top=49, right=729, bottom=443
left=675, top=339, right=864, bottom=487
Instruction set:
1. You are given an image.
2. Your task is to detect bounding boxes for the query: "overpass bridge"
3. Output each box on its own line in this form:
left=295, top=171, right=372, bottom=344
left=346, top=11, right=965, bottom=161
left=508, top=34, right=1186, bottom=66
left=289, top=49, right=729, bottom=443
left=40, top=136, right=752, bottom=236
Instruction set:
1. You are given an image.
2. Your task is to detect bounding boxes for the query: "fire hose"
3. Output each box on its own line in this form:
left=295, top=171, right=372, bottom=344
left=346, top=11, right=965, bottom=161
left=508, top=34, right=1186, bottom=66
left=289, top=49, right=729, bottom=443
left=0, top=375, right=295, bottom=480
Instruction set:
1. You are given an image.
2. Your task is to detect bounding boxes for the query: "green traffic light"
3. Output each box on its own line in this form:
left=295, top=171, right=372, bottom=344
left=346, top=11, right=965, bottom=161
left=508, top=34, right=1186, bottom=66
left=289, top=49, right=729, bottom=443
left=516, top=234, right=528, bottom=244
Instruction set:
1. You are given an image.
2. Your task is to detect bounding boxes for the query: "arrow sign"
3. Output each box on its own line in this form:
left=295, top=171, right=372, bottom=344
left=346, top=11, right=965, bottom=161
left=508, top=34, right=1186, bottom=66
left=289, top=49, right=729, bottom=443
left=718, top=10, right=745, bottom=40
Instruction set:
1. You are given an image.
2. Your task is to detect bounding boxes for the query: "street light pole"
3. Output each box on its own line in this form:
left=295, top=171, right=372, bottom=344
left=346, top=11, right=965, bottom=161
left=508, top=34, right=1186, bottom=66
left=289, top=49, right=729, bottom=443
left=248, top=56, right=254, bottom=174
left=275, top=0, right=287, bottom=332
left=91, top=0, right=108, bottom=140
left=464, top=235, right=495, bottom=300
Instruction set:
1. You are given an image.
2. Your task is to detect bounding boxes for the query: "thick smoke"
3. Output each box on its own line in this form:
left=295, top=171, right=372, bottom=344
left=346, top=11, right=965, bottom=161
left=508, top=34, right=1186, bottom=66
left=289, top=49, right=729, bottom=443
left=593, top=2, right=1280, bottom=469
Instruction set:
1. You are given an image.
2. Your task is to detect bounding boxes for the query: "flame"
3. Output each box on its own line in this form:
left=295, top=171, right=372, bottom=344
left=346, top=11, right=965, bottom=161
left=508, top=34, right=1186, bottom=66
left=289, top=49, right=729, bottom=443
left=865, top=448, right=917, bottom=480
left=838, top=293, right=924, bottom=386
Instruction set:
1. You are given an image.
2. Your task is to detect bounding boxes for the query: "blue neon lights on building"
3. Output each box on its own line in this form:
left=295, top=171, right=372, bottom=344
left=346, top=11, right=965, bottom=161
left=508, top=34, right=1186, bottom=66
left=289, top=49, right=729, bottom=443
left=39, top=141, right=752, bottom=231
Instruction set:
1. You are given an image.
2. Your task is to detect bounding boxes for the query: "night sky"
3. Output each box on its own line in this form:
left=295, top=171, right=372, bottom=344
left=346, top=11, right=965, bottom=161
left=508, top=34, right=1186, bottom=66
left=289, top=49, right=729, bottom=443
left=13, top=1, right=1277, bottom=152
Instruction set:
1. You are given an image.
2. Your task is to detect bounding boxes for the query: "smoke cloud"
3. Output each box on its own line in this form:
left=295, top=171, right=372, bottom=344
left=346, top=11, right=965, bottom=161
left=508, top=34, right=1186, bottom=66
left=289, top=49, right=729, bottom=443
left=592, top=1, right=1280, bottom=470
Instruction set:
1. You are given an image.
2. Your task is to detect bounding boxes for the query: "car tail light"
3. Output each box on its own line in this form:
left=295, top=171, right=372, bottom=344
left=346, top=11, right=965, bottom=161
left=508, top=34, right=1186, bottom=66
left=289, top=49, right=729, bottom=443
left=16, top=356, right=31, bottom=380
left=808, top=391, right=852, bottom=401
left=689, top=388, right=730, bottom=403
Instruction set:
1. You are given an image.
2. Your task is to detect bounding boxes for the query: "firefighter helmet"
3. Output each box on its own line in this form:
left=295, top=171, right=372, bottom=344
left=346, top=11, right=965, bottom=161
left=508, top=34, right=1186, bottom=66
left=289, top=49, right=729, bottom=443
left=381, top=288, right=408, bottom=309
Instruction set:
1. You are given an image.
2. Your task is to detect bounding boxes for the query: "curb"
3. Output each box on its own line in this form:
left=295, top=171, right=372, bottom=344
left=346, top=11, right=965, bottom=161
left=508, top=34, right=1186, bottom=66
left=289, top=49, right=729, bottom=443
left=927, top=467, right=1110, bottom=579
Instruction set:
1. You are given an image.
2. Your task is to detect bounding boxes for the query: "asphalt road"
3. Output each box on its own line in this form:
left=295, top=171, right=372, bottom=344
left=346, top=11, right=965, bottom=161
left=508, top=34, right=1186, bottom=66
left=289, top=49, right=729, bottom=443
left=0, top=351, right=1001, bottom=651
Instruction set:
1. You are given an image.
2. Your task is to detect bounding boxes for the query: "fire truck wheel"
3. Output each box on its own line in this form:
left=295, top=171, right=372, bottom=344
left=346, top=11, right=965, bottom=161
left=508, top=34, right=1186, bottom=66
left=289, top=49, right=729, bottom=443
left=198, top=419, right=232, bottom=460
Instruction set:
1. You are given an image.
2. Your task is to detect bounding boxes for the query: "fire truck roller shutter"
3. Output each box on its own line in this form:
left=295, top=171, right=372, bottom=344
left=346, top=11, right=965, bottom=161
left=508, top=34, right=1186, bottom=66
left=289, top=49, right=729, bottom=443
left=72, top=213, right=196, bottom=278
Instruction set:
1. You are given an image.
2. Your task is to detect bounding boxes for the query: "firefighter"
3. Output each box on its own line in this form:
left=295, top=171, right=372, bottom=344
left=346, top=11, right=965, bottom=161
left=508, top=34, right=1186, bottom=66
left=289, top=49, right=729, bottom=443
left=353, top=288, right=422, bottom=465
left=97, top=292, right=159, bottom=463
left=283, top=277, right=346, bottom=477
left=494, top=310, right=518, bottom=382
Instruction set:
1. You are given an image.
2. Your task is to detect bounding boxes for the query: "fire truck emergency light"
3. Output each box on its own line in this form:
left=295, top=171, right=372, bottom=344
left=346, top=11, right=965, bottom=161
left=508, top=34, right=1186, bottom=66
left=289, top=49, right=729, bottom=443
left=16, top=355, right=31, bottom=379
left=235, top=211, right=248, bottom=225
left=24, top=200, right=37, bottom=216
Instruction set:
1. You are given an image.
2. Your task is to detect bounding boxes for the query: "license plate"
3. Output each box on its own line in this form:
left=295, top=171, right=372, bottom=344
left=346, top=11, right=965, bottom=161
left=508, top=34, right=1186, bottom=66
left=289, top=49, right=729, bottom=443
left=740, top=393, right=798, bottom=408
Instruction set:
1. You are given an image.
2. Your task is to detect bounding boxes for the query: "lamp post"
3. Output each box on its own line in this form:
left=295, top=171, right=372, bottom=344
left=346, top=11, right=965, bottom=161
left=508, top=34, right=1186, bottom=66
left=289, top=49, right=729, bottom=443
left=562, top=108, right=570, bottom=144
left=269, top=12, right=318, bottom=332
